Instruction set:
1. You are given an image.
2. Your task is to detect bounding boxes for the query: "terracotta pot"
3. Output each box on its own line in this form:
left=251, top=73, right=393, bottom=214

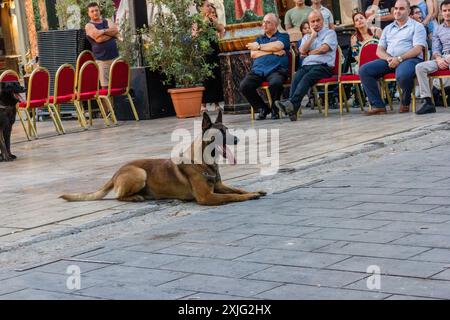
left=168, top=86, right=205, bottom=118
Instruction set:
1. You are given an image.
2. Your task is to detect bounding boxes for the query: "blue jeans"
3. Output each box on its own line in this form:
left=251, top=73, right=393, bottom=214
left=359, top=58, right=422, bottom=108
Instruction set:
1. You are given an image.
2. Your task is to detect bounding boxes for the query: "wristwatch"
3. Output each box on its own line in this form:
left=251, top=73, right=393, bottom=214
left=397, top=56, right=403, bottom=62
left=257, top=43, right=261, bottom=50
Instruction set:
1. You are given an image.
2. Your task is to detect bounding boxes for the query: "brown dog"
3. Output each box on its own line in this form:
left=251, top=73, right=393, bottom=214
left=61, top=111, right=266, bottom=205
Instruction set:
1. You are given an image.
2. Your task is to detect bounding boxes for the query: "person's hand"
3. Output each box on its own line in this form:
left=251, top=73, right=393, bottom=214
left=436, top=56, right=449, bottom=70
left=246, top=42, right=260, bottom=51
left=273, top=50, right=285, bottom=56
left=310, top=29, right=318, bottom=39
left=388, top=57, right=400, bottom=68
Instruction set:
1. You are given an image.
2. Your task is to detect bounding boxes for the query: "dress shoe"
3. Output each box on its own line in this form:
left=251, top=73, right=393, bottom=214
left=256, top=108, right=268, bottom=120
left=275, top=100, right=294, bottom=115
left=399, top=105, right=410, bottom=113
left=416, top=101, right=436, bottom=115
left=365, top=108, right=387, bottom=116
left=289, top=112, right=298, bottom=121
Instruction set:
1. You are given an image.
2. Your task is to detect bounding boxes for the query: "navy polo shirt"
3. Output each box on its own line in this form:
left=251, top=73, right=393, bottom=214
left=251, top=31, right=290, bottom=77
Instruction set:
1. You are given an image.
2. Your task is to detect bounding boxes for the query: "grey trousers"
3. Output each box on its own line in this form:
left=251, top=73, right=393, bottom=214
left=415, top=54, right=450, bottom=98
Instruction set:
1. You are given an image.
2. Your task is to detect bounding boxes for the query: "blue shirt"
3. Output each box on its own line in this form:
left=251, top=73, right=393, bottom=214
left=251, top=31, right=290, bottom=77
left=379, top=18, right=427, bottom=59
left=432, top=23, right=450, bottom=56
left=300, top=28, right=338, bottom=67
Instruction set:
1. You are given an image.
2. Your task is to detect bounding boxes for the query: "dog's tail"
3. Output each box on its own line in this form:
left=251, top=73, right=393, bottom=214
left=60, top=179, right=114, bottom=202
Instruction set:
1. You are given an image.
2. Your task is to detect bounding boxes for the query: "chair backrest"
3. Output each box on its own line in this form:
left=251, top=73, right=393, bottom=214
left=54, top=64, right=75, bottom=104
left=108, top=58, right=130, bottom=95
left=359, top=41, right=379, bottom=68
left=331, top=46, right=342, bottom=76
left=0, top=70, right=19, bottom=82
left=26, top=67, right=50, bottom=106
left=75, top=50, right=95, bottom=84
left=77, top=61, right=99, bottom=98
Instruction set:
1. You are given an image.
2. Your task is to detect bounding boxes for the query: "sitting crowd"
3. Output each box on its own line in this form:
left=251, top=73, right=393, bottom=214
left=239, top=0, right=450, bottom=121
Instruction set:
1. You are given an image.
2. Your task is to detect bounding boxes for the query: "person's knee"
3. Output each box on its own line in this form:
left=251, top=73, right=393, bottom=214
left=239, top=80, right=255, bottom=94
left=415, top=63, right=427, bottom=74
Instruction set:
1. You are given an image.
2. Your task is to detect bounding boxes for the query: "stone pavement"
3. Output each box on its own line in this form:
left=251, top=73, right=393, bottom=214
left=2, top=107, right=450, bottom=250
left=0, top=140, right=449, bottom=299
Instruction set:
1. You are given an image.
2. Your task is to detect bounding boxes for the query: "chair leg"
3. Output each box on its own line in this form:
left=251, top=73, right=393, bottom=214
left=107, top=97, right=118, bottom=124
left=384, top=81, right=393, bottom=110
left=312, top=86, right=322, bottom=114
left=51, top=104, right=65, bottom=134
left=430, top=79, right=436, bottom=105
left=342, top=86, right=349, bottom=113
left=338, top=83, right=343, bottom=115
left=87, top=100, right=93, bottom=126
left=96, top=98, right=110, bottom=126
left=127, top=93, right=139, bottom=121
left=440, top=79, right=448, bottom=108
left=324, top=84, right=329, bottom=117
left=412, top=79, right=416, bottom=113
left=355, top=83, right=365, bottom=111
left=16, top=108, right=31, bottom=141
left=74, top=101, right=87, bottom=129
left=25, top=108, right=38, bottom=138
left=250, top=106, right=254, bottom=122
left=47, top=104, right=63, bottom=135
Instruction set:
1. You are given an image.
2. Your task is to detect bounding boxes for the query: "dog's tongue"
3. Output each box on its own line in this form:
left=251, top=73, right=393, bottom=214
left=217, top=145, right=236, bottom=165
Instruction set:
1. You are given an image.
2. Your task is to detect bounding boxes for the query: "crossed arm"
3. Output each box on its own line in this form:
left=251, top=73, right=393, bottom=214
left=85, top=19, right=119, bottom=43
left=247, top=40, right=286, bottom=59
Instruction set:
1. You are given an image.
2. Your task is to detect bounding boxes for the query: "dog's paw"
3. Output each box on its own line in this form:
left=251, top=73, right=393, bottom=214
left=249, top=193, right=261, bottom=200
left=257, top=190, right=267, bottom=196
left=10, top=154, right=16, bottom=159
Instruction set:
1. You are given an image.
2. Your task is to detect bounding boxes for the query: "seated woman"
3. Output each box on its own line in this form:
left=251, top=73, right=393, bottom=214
left=350, top=12, right=382, bottom=68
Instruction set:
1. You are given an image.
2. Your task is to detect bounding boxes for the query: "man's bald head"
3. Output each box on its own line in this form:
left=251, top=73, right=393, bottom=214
left=264, top=13, right=279, bottom=26
left=262, top=13, right=279, bottom=35
left=308, top=10, right=324, bottom=32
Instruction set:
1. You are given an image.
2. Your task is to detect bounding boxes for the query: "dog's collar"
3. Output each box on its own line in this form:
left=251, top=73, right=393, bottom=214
left=202, top=172, right=217, bottom=182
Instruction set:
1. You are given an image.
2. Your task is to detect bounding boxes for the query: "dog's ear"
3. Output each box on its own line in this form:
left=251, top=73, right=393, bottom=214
left=215, top=109, right=222, bottom=124
left=202, top=112, right=212, bottom=132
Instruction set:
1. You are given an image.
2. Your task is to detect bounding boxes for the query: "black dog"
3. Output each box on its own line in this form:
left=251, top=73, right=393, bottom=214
left=0, top=81, right=25, bottom=161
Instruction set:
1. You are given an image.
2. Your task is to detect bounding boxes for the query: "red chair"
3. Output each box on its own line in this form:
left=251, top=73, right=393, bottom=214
left=74, top=61, right=111, bottom=126
left=49, top=64, right=87, bottom=132
left=252, top=47, right=296, bottom=120
left=338, top=40, right=379, bottom=114
left=75, top=50, right=95, bottom=86
left=16, top=67, right=64, bottom=140
left=98, top=58, right=138, bottom=121
left=0, top=70, right=20, bottom=82
left=429, top=69, right=450, bottom=108
left=312, top=46, right=342, bottom=116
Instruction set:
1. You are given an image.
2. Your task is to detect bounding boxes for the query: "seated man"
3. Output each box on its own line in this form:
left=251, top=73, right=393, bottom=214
left=239, top=13, right=290, bottom=120
left=275, top=10, right=337, bottom=121
left=415, top=0, right=450, bottom=114
left=360, top=0, right=427, bottom=115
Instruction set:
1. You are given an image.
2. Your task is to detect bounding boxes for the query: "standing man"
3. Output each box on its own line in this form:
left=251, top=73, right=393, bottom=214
left=310, top=0, right=335, bottom=29
left=415, top=0, right=450, bottom=114
left=284, top=0, right=313, bottom=30
left=239, top=13, right=290, bottom=120
left=85, top=2, right=120, bottom=89
left=275, top=10, right=338, bottom=121
left=360, top=0, right=427, bottom=115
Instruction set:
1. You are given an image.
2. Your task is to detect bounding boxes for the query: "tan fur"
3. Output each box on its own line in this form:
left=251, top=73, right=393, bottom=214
left=60, top=112, right=266, bottom=205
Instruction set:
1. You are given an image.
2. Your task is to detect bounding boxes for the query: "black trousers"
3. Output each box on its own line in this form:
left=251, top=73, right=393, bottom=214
left=239, top=70, right=287, bottom=113
left=289, top=64, right=333, bottom=113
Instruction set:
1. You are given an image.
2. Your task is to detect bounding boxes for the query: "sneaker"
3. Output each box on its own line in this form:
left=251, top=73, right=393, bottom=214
left=274, top=100, right=294, bottom=115
left=416, top=101, right=436, bottom=115
left=256, top=108, right=268, bottom=120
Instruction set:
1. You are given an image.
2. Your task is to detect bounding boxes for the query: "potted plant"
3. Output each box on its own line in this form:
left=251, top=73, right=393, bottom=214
left=142, top=0, right=217, bottom=118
